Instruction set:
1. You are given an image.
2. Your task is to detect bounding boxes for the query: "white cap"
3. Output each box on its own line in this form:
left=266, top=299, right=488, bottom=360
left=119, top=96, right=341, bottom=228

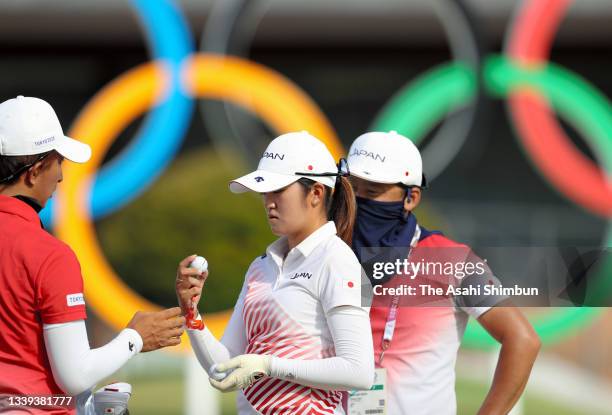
left=230, top=131, right=337, bottom=193
left=347, top=130, right=425, bottom=187
left=0, top=96, right=91, bottom=163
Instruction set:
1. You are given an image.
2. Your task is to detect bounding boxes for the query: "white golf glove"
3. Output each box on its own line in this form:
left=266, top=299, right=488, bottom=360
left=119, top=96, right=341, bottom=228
left=209, top=354, right=271, bottom=392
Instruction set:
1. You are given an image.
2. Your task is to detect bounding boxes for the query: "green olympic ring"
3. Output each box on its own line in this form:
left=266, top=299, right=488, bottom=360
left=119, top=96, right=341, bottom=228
left=372, top=54, right=611, bottom=348
left=373, top=61, right=476, bottom=145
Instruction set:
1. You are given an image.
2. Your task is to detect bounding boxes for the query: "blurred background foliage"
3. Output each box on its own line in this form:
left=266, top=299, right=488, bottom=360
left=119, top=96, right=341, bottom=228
left=97, top=148, right=275, bottom=312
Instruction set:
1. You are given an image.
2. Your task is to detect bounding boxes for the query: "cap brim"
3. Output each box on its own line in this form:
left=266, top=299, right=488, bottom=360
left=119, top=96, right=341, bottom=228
left=229, top=170, right=300, bottom=194
left=349, top=167, right=398, bottom=184
left=350, top=164, right=425, bottom=187
left=54, top=135, right=91, bottom=163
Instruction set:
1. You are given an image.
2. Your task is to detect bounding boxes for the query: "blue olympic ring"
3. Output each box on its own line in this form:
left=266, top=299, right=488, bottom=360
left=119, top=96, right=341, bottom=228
left=41, top=0, right=194, bottom=226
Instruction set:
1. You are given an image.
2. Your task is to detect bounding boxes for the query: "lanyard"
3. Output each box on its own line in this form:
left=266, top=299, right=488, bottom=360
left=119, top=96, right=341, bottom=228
left=378, top=225, right=421, bottom=365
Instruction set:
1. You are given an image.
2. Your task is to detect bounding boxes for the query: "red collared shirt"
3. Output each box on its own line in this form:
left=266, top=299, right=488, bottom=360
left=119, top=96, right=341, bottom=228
left=0, top=195, right=86, bottom=405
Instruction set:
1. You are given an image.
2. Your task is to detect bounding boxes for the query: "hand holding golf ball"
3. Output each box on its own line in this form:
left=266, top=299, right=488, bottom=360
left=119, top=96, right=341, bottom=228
left=186, top=255, right=208, bottom=330
left=175, top=255, right=209, bottom=328
left=209, top=355, right=271, bottom=392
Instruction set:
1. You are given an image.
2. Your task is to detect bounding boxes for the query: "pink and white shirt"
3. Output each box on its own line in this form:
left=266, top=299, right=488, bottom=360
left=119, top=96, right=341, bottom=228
left=189, top=221, right=374, bottom=415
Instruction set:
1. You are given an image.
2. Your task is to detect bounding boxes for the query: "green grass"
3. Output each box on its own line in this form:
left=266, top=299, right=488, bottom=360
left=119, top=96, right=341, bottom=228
left=456, top=378, right=606, bottom=415
left=105, top=373, right=603, bottom=415
left=124, top=375, right=183, bottom=415
left=100, top=371, right=237, bottom=415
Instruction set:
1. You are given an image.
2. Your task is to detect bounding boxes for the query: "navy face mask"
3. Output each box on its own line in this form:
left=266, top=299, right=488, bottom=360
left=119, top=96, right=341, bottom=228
left=354, top=196, right=404, bottom=240
left=352, top=196, right=418, bottom=285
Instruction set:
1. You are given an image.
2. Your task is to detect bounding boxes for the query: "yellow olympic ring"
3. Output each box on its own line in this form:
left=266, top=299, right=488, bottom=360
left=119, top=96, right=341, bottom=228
left=55, top=54, right=343, bottom=353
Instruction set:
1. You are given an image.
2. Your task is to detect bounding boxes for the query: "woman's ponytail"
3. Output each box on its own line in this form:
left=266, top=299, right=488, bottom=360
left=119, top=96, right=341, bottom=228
left=328, top=176, right=356, bottom=246
left=297, top=157, right=356, bottom=245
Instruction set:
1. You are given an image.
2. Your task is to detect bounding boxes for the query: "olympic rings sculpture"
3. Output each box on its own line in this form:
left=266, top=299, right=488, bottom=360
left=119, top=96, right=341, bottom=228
left=51, top=0, right=610, bottom=352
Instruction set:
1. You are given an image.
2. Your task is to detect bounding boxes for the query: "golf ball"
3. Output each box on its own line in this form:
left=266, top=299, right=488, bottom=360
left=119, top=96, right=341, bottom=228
left=189, top=256, right=208, bottom=273
left=209, top=363, right=231, bottom=381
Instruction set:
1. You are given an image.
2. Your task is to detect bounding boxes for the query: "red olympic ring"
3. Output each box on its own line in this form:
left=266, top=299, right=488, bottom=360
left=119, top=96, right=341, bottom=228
left=507, top=0, right=612, bottom=217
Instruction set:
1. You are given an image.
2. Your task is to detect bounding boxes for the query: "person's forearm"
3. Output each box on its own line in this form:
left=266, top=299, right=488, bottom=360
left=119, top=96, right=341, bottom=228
left=270, top=355, right=372, bottom=391
left=477, top=336, right=540, bottom=415
left=188, top=327, right=232, bottom=372
left=188, top=298, right=250, bottom=372
left=44, top=321, right=142, bottom=396
left=270, top=305, right=374, bottom=391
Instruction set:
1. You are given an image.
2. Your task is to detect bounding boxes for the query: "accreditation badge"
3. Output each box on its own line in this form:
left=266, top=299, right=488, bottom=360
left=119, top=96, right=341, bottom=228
left=347, top=367, right=387, bottom=415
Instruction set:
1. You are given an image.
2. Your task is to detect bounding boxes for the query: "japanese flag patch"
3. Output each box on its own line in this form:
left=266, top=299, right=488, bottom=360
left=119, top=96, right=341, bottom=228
left=342, top=278, right=357, bottom=289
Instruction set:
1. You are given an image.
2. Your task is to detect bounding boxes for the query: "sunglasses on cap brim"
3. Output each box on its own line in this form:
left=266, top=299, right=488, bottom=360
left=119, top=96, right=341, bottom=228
left=294, top=158, right=350, bottom=178
left=404, top=174, right=428, bottom=190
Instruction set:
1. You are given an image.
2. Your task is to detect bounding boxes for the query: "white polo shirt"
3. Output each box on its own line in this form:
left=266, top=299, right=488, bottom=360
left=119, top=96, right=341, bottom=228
left=233, top=221, right=366, bottom=415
